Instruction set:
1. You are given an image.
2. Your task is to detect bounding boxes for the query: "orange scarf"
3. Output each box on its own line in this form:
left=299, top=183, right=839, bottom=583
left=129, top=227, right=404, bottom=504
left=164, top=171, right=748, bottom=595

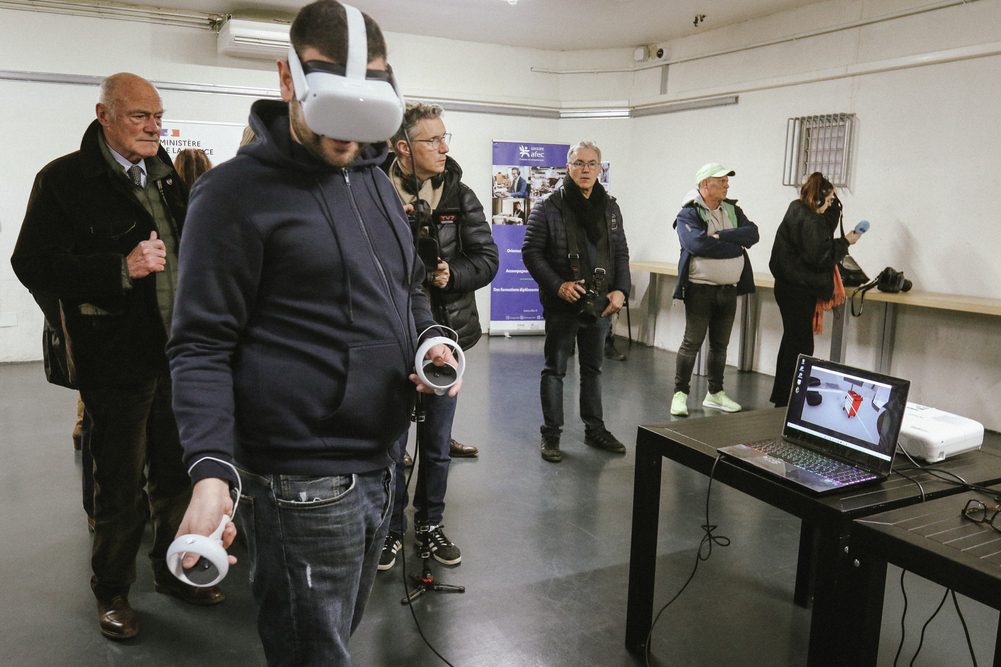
left=813, top=265, right=846, bottom=334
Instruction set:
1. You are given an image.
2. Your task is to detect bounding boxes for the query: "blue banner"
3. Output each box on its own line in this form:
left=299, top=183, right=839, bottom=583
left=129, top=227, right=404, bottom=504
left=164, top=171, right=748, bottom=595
left=489, top=140, right=570, bottom=335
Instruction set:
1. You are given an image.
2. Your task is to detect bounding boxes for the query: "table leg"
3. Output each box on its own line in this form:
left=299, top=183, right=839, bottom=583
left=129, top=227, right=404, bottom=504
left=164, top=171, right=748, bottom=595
left=876, top=303, right=896, bottom=374
left=642, top=273, right=661, bottom=346
left=994, top=619, right=1001, bottom=667
left=738, top=293, right=759, bottom=372
left=807, top=525, right=852, bottom=666
left=830, top=304, right=848, bottom=363
left=853, top=552, right=889, bottom=666
left=794, top=521, right=816, bottom=607
left=625, top=434, right=664, bottom=652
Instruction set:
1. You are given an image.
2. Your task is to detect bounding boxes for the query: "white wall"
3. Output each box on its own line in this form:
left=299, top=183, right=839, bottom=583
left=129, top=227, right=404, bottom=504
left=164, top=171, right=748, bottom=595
left=1, top=0, right=999, bottom=428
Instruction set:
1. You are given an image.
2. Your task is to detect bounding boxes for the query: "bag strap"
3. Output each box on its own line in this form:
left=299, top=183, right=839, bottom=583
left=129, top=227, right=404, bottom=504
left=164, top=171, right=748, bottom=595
left=849, top=276, right=880, bottom=317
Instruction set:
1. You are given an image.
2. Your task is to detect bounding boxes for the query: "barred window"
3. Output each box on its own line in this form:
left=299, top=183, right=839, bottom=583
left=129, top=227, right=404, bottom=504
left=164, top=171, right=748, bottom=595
left=783, top=113, right=855, bottom=187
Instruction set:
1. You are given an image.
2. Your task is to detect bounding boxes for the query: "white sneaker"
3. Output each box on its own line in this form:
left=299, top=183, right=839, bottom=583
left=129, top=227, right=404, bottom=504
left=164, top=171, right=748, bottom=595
left=670, top=391, right=689, bottom=416
left=703, top=390, right=742, bottom=413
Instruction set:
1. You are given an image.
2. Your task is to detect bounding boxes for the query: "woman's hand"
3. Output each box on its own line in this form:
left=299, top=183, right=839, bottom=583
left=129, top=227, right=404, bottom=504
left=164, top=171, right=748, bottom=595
left=845, top=230, right=861, bottom=245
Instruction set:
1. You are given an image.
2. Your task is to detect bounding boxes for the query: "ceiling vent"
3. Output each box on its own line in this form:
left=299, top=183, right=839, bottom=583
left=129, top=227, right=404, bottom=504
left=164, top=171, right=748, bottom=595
left=217, top=18, right=291, bottom=59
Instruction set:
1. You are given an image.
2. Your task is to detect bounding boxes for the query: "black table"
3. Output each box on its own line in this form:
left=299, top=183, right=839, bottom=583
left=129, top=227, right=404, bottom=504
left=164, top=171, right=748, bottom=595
left=852, top=485, right=1001, bottom=666
left=625, top=409, right=1001, bottom=665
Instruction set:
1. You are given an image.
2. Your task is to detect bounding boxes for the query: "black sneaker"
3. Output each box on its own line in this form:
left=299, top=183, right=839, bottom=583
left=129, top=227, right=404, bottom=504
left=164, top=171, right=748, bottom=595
left=415, top=524, right=461, bottom=566
left=378, top=531, right=403, bottom=571
left=585, top=429, right=626, bottom=454
left=541, top=434, right=562, bottom=463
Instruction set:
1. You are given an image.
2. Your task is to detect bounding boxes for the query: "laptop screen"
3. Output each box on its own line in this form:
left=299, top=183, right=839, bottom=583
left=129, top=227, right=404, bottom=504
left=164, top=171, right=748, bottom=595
left=783, top=355, right=910, bottom=471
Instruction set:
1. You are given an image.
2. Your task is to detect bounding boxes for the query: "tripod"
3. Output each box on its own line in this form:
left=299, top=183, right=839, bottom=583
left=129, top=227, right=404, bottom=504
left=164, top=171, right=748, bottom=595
left=401, top=391, right=465, bottom=604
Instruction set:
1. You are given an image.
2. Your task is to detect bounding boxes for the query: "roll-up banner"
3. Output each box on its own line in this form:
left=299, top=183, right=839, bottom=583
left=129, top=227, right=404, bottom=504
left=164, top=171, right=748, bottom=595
left=489, top=140, right=570, bottom=336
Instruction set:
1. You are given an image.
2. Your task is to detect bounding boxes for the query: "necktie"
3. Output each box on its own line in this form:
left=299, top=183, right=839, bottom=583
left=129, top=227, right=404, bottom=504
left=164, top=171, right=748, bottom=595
left=127, top=165, right=143, bottom=188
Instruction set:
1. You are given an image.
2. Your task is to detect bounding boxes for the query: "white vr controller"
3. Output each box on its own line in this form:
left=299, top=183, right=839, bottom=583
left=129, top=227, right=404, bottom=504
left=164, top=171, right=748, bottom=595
left=166, top=457, right=241, bottom=588
left=415, top=334, right=465, bottom=395
left=166, top=514, right=231, bottom=588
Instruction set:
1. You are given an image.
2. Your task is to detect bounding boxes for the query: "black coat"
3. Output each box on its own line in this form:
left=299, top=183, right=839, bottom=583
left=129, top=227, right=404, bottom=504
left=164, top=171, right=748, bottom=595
left=522, top=184, right=631, bottom=315
left=769, top=199, right=849, bottom=299
left=11, top=120, right=187, bottom=386
left=382, top=155, right=499, bottom=350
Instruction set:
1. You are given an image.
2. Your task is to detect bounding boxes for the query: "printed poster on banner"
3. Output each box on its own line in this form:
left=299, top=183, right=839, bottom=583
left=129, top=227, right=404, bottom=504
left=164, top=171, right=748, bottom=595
left=159, top=120, right=246, bottom=166
left=489, top=140, right=570, bottom=336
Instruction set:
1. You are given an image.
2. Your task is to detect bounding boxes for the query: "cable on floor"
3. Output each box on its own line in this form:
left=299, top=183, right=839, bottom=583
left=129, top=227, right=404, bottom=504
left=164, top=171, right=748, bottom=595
left=644, top=454, right=730, bottom=667
left=396, top=407, right=456, bottom=667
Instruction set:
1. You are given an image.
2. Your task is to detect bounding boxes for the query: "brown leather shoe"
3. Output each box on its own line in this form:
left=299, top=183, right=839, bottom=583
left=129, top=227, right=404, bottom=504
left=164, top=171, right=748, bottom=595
left=154, top=578, right=226, bottom=606
left=98, top=595, right=138, bottom=640
left=449, top=438, right=479, bottom=458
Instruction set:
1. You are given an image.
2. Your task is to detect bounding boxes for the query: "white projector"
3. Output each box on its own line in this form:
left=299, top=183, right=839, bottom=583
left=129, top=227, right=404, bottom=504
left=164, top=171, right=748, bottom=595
left=898, top=402, right=984, bottom=463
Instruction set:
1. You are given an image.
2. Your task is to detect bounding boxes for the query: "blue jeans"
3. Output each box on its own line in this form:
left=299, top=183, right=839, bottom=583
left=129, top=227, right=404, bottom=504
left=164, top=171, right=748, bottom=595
left=236, top=466, right=393, bottom=667
left=390, top=393, right=456, bottom=533
left=674, top=283, right=737, bottom=395
left=540, top=310, right=611, bottom=438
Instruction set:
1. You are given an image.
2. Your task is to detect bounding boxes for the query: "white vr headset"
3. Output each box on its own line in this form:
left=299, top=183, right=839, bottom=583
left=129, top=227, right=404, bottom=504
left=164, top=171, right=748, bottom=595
left=287, top=3, right=405, bottom=144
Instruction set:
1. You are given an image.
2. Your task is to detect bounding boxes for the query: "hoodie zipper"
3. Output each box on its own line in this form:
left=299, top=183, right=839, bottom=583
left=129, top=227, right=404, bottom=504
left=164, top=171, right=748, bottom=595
left=341, top=170, right=412, bottom=367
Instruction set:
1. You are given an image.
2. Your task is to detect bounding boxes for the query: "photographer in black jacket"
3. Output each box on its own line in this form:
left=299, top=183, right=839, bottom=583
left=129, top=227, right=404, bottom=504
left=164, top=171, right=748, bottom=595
left=379, top=103, right=499, bottom=569
left=522, top=140, right=631, bottom=463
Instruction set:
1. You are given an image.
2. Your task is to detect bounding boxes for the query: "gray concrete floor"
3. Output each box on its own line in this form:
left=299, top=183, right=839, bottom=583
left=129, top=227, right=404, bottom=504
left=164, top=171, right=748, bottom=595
left=0, top=335, right=997, bottom=665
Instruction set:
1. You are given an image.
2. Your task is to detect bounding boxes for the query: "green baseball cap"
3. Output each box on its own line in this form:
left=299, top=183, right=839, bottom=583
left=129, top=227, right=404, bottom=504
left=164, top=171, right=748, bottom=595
left=695, top=162, right=735, bottom=185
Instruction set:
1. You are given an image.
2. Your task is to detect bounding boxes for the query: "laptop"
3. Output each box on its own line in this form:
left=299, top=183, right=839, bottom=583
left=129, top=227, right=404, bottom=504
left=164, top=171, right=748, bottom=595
left=718, top=355, right=910, bottom=495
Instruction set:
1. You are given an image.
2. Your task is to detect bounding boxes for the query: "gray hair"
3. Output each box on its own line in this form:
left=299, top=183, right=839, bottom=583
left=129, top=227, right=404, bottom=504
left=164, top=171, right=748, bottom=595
left=391, top=102, right=444, bottom=147
left=567, top=140, right=601, bottom=164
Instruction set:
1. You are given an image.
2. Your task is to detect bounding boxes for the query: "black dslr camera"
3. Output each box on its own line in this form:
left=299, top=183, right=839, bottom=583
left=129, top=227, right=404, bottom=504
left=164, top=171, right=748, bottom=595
left=876, top=266, right=912, bottom=293
left=408, top=199, right=439, bottom=285
left=576, top=268, right=607, bottom=325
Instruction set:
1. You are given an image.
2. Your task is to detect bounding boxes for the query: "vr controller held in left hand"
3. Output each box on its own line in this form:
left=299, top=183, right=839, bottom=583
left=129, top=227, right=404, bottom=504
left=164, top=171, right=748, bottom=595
left=415, top=330, right=465, bottom=396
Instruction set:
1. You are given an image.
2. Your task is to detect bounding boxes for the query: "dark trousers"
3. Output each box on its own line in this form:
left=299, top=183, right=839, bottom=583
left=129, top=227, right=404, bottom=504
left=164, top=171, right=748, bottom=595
left=540, top=310, right=611, bottom=438
left=771, top=281, right=818, bottom=406
left=390, top=393, right=457, bottom=533
left=674, top=283, right=737, bottom=395
left=80, top=373, right=191, bottom=600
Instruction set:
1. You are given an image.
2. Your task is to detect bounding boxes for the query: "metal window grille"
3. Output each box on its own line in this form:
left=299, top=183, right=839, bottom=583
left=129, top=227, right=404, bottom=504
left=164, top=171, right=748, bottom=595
left=783, top=113, right=855, bottom=187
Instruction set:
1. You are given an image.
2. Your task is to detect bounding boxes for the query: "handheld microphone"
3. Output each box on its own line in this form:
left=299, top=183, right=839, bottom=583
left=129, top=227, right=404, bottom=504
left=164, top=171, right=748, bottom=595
left=853, top=220, right=870, bottom=235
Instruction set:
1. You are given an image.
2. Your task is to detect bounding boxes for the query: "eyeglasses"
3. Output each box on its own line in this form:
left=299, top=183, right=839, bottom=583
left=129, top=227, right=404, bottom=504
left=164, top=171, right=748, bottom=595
left=412, top=133, right=451, bottom=149
left=571, top=160, right=599, bottom=170
left=961, top=498, right=1001, bottom=534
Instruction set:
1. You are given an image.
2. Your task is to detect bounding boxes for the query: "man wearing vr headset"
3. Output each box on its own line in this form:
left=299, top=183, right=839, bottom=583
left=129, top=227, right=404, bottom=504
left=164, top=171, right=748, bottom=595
left=377, top=103, right=499, bottom=572
left=167, top=1, right=457, bottom=663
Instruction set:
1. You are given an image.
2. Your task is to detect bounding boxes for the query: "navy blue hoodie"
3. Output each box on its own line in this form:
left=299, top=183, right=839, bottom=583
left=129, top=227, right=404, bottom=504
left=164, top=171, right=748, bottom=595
left=168, top=100, right=435, bottom=483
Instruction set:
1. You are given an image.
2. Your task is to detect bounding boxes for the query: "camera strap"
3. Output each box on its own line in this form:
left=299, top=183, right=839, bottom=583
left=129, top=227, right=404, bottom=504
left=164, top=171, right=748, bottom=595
left=849, top=275, right=879, bottom=317
left=559, top=190, right=610, bottom=283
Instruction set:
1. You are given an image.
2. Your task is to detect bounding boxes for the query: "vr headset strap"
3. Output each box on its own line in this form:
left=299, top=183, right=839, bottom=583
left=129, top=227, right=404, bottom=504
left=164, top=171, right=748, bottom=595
left=342, top=4, right=367, bottom=80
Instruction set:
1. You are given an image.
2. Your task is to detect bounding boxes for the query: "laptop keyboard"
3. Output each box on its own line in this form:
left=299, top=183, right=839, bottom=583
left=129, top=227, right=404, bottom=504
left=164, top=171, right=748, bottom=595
left=746, top=439, right=878, bottom=484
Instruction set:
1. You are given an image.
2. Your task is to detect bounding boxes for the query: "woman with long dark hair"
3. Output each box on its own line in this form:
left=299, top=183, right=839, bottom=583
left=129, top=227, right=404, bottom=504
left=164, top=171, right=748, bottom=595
left=768, top=172, right=861, bottom=406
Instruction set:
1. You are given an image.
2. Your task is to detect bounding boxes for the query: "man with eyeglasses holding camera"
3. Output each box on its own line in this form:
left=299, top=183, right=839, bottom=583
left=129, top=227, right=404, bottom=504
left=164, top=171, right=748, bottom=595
left=523, top=141, right=631, bottom=463
left=378, top=102, right=498, bottom=570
